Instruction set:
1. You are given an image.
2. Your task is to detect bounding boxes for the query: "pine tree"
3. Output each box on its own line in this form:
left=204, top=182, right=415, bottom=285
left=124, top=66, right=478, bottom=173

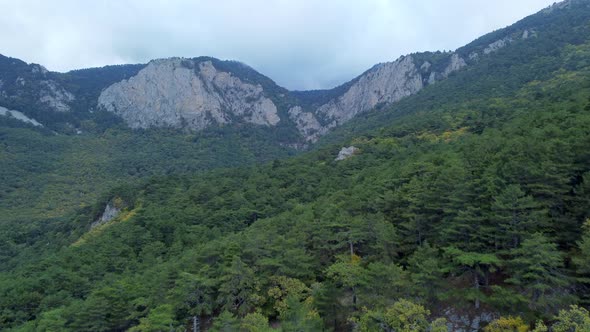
left=217, top=256, right=261, bottom=316
left=491, top=184, right=546, bottom=250
left=506, top=233, right=570, bottom=312
left=407, top=242, right=448, bottom=302
left=325, top=254, right=367, bottom=310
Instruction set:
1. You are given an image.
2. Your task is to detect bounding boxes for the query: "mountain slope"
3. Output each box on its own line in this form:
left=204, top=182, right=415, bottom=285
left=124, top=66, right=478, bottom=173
left=1, top=1, right=590, bottom=331
left=1, top=0, right=582, bottom=227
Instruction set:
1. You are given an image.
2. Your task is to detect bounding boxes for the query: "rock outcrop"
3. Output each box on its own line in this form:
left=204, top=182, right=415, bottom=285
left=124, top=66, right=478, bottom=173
left=91, top=200, right=122, bottom=229
left=97, top=53, right=471, bottom=142
left=442, top=54, right=467, bottom=77
left=315, top=56, right=424, bottom=129
left=291, top=53, right=467, bottom=142
left=0, top=58, right=74, bottom=113
left=39, top=80, right=75, bottom=112
left=335, top=146, right=359, bottom=161
left=288, top=106, right=328, bottom=143
left=98, top=58, right=280, bottom=130
left=483, top=37, right=512, bottom=55
left=0, top=105, right=43, bottom=126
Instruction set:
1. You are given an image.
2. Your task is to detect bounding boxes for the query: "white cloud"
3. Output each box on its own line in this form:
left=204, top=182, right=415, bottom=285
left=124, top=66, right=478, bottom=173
left=0, top=0, right=556, bottom=90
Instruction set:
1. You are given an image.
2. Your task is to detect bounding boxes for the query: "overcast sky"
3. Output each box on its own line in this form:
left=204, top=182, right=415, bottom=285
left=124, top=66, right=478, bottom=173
left=1, top=0, right=557, bottom=90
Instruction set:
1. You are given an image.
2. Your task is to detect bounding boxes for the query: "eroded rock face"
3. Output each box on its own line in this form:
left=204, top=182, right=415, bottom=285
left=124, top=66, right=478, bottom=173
left=443, top=54, right=467, bottom=77
left=335, top=146, right=359, bottom=161
left=484, top=38, right=512, bottom=55
left=90, top=201, right=121, bottom=229
left=97, top=53, right=470, bottom=143
left=0, top=106, right=43, bottom=127
left=288, top=106, right=328, bottom=143
left=316, top=56, right=424, bottom=128
left=98, top=59, right=280, bottom=130
left=39, top=80, right=75, bottom=112
left=292, top=53, right=467, bottom=142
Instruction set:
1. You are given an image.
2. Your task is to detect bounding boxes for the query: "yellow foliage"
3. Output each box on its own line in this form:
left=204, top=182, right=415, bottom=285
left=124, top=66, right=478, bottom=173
left=484, top=316, right=529, bottom=332
left=417, top=127, right=468, bottom=143
left=350, top=253, right=362, bottom=264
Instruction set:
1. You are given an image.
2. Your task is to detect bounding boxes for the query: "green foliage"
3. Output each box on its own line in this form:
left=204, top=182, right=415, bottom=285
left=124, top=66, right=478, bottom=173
left=267, top=276, right=311, bottom=317
left=551, top=305, right=590, bottom=332
left=217, top=256, right=262, bottom=316
left=211, top=311, right=240, bottom=332
left=484, top=316, right=529, bottom=332
left=128, top=304, right=176, bottom=332
left=240, top=311, right=275, bottom=332
left=34, top=308, right=68, bottom=332
left=3, top=3, right=590, bottom=331
left=407, top=242, right=448, bottom=301
left=357, top=299, right=443, bottom=332
left=506, top=233, right=571, bottom=312
left=279, top=296, right=324, bottom=332
left=574, top=220, right=590, bottom=285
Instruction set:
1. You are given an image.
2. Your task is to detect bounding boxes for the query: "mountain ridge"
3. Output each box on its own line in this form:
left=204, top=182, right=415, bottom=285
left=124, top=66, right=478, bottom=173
left=2, top=0, right=582, bottom=142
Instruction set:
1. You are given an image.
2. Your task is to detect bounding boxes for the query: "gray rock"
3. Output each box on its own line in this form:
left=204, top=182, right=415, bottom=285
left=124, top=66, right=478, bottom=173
left=428, top=72, right=438, bottom=85
left=98, top=58, right=279, bottom=130
left=291, top=53, right=467, bottom=142
left=39, top=80, right=75, bottom=112
left=288, top=106, right=328, bottom=143
left=442, top=54, right=467, bottom=77
left=442, top=307, right=497, bottom=332
left=484, top=37, right=512, bottom=55
left=97, top=54, right=469, bottom=142
left=316, top=56, right=424, bottom=130
left=0, top=106, right=43, bottom=127
left=335, top=146, right=359, bottom=161
left=91, top=201, right=121, bottom=229
left=542, top=0, right=586, bottom=13
left=31, top=64, right=48, bottom=75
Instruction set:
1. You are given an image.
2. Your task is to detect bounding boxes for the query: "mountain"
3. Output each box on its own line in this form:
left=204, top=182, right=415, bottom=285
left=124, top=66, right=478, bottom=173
left=0, top=22, right=529, bottom=143
left=2, top=0, right=590, bottom=331
left=1, top=48, right=470, bottom=223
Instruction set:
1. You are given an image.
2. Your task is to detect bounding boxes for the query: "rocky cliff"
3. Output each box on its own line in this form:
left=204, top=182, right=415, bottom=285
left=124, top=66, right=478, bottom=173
left=0, top=55, right=75, bottom=113
left=289, top=52, right=467, bottom=141
left=1, top=0, right=560, bottom=142
left=98, top=58, right=280, bottom=130
left=93, top=53, right=471, bottom=141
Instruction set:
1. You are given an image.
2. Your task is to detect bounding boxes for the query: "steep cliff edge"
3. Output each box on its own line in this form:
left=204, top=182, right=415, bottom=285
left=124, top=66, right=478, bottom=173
left=98, top=58, right=280, bottom=130
left=289, top=52, right=467, bottom=142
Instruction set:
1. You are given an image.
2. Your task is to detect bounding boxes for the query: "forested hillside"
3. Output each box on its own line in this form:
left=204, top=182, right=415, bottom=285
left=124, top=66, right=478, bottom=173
left=2, top=1, right=590, bottom=331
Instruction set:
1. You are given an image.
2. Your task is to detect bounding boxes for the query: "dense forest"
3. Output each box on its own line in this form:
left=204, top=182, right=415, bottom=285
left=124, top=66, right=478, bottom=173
left=2, top=1, right=590, bottom=331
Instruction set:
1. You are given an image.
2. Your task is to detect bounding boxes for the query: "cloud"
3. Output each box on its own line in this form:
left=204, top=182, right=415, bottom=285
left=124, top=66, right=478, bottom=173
left=0, top=0, right=556, bottom=90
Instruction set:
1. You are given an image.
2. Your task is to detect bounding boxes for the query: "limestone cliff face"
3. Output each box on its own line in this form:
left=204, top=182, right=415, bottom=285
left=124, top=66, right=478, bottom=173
left=290, top=53, right=467, bottom=142
left=316, top=56, right=424, bottom=127
left=39, top=79, right=75, bottom=112
left=288, top=106, right=328, bottom=143
left=98, top=58, right=280, bottom=130
left=98, top=54, right=470, bottom=142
